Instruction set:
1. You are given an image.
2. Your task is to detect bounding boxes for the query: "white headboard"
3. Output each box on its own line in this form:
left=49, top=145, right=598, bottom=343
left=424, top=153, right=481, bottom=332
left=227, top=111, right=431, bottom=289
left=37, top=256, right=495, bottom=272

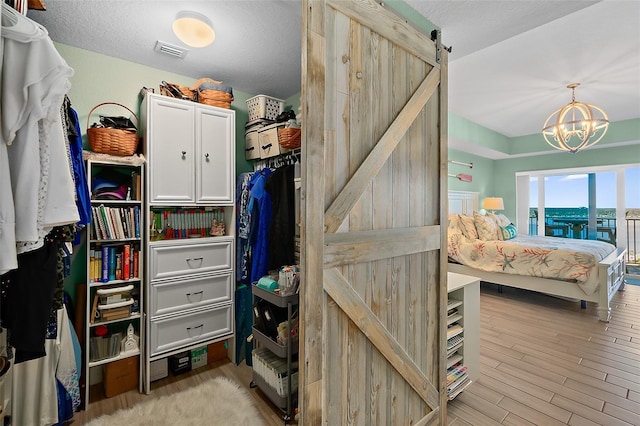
left=449, top=190, right=479, bottom=215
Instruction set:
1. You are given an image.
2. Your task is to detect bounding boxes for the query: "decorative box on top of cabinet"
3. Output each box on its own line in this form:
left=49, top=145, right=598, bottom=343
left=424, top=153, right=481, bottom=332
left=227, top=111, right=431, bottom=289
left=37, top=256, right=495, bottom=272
left=141, top=93, right=235, bottom=205
left=141, top=93, right=236, bottom=394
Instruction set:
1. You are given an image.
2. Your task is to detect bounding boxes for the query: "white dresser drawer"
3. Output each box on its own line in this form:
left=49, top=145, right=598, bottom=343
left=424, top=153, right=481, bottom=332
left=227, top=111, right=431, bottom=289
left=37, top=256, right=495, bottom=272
left=150, top=273, right=232, bottom=318
left=149, top=305, right=233, bottom=356
left=150, top=239, right=232, bottom=280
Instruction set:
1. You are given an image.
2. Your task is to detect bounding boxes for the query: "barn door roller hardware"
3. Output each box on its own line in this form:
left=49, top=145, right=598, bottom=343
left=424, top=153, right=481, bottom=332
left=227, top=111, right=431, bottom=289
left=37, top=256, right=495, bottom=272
left=448, top=160, right=473, bottom=169
left=430, top=29, right=452, bottom=64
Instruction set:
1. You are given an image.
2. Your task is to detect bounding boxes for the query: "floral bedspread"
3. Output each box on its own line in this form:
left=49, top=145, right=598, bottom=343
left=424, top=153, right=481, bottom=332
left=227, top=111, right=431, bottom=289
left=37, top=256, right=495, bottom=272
left=448, top=219, right=615, bottom=295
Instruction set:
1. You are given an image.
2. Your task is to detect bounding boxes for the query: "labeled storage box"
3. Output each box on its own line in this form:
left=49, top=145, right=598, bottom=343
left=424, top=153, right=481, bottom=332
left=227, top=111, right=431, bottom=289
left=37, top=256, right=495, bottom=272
left=191, top=346, right=208, bottom=370
left=258, top=123, right=290, bottom=159
left=150, top=358, right=168, bottom=382
left=103, top=356, right=139, bottom=397
left=169, top=351, right=191, bottom=375
left=246, top=95, right=285, bottom=121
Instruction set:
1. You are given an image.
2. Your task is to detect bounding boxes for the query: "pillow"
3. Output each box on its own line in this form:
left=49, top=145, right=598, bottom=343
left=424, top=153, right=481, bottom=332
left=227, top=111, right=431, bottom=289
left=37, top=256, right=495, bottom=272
left=493, top=213, right=511, bottom=227
left=458, top=214, right=479, bottom=240
left=499, top=223, right=518, bottom=240
left=473, top=211, right=499, bottom=241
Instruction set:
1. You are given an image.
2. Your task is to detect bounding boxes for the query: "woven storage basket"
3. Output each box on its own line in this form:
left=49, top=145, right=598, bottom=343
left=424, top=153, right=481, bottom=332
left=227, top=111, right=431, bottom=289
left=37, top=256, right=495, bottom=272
left=193, top=78, right=234, bottom=109
left=278, top=127, right=301, bottom=149
left=87, top=102, right=139, bottom=156
left=159, top=81, right=195, bottom=101
left=197, top=89, right=233, bottom=109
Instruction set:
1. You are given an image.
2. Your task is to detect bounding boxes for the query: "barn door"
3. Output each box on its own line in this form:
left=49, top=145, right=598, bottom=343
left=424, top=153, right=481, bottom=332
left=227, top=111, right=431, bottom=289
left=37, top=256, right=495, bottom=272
left=300, top=0, right=448, bottom=424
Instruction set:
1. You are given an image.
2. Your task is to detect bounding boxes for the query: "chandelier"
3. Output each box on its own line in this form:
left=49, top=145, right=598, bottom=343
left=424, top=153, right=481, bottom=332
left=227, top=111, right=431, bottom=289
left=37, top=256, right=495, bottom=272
left=542, top=83, right=609, bottom=153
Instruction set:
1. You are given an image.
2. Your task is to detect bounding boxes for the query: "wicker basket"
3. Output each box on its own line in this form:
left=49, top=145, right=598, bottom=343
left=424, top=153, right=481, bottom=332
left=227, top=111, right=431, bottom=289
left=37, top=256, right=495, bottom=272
left=87, top=102, right=139, bottom=156
left=193, top=78, right=234, bottom=109
left=278, top=127, right=301, bottom=149
left=159, top=81, right=196, bottom=101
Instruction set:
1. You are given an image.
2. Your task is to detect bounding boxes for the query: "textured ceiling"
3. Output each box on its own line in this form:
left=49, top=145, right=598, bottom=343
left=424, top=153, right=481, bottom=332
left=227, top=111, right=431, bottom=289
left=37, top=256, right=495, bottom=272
left=27, top=0, right=640, bottom=147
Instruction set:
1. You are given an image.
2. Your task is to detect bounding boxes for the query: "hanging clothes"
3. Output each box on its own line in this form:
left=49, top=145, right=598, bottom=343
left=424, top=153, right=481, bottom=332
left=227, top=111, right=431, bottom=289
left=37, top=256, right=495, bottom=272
left=0, top=2, right=77, bottom=273
left=248, top=168, right=274, bottom=284
left=265, top=164, right=296, bottom=270
left=236, top=172, right=253, bottom=285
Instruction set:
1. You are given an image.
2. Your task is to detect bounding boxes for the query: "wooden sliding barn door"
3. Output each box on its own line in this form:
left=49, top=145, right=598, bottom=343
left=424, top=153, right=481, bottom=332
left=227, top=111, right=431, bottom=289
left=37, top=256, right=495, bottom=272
left=300, top=0, right=448, bottom=424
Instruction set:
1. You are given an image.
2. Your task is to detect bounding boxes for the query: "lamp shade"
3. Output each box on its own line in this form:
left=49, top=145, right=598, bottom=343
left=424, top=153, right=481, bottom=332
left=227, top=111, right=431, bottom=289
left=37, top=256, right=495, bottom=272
left=172, top=11, right=215, bottom=48
left=483, top=197, right=504, bottom=211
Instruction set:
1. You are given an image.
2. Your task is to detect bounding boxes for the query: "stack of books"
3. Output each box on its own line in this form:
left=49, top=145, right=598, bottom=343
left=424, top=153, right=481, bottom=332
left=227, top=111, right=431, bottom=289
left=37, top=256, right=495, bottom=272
left=89, top=244, right=140, bottom=283
left=91, top=204, right=140, bottom=240
left=447, top=362, right=470, bottom=400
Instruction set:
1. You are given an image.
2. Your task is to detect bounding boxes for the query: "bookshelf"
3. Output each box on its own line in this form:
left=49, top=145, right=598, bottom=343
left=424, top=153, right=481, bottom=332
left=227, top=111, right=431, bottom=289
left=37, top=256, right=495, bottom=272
left=85, top=159, right=144, bottom=404
left=446, top=272, right=480, bottom=401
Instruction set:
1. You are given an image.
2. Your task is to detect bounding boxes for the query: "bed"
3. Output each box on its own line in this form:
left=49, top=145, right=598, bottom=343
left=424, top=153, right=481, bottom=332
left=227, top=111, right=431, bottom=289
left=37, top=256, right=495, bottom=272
left=447, top=191, right=626, bottom=322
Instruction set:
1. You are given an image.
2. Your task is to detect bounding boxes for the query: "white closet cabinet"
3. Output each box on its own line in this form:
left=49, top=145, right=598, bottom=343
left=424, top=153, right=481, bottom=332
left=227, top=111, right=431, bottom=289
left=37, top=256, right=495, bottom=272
left=143, top=94, right=234, bottom=205
left=141, top=93, right=236, bottom=393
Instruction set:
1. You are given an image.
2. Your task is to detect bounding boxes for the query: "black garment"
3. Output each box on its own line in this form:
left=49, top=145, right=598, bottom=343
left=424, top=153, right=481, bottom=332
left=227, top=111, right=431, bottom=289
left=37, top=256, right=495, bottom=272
left=1, top=240, right=58, bottom=363
left=265, top=164, right=296, bottom=270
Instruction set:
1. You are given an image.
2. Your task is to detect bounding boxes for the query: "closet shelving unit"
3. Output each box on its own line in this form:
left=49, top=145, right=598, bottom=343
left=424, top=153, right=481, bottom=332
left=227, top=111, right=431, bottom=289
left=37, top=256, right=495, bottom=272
left=250, top=285, right=299, bottom=424
left=84, top=159, right=144, bottom=404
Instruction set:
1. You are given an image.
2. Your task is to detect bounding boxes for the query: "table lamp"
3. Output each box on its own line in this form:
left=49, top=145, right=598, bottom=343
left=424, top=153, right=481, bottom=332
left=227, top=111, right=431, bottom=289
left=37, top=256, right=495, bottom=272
left=483, top=197, right=504, bottom=214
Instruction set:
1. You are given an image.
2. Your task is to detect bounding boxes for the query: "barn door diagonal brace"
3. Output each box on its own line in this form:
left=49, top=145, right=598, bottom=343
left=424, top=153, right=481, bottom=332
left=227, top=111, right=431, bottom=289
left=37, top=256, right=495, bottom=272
left=430, top=29, right=452, bottom=64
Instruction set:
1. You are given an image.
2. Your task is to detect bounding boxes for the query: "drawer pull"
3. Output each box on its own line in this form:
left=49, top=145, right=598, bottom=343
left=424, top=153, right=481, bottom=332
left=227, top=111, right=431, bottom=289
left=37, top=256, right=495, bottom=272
left=185, top=257, right=204, bottom=268
left=261, top=143, right=272, bottom=150
left=186, top=290, right=204, bottom=302
left=245, top=147, right=255, bottom=152
left=186, top=323, right=204, bottom=337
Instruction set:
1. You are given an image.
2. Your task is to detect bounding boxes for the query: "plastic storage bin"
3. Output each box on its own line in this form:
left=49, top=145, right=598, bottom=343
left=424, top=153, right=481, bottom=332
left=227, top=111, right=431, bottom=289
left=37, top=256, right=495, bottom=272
left=246, top=95, right=285, bottom=121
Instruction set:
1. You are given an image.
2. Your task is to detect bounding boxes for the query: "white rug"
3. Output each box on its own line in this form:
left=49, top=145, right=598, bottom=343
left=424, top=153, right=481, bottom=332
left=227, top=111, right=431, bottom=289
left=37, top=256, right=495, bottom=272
left=87, top=377, right=264, bottom=426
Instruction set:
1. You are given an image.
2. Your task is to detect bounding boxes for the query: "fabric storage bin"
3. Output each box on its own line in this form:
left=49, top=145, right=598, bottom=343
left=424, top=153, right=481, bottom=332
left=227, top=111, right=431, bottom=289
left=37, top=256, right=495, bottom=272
left=245, top=129, right=260, bottom=160
left=246, top=95, right=285, bottom=121
left=258, top=123, right=290, bottom=159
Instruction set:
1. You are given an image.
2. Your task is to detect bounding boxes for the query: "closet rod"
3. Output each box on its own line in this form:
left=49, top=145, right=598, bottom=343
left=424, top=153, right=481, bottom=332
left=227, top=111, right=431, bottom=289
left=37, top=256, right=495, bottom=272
left=448, top=160, right=473, bottom=169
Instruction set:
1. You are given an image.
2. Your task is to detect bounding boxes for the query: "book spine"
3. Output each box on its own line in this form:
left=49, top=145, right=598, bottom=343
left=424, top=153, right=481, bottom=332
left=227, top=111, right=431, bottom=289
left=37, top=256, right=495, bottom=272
left=115, top=252, right=122, bottom=281
left=101, top=245, right=109, bottom=282
left=133, top=250, right=139, bottom=278
left=134, top=205, right=140, bottom=238
left=89, top=249, right=95, bottom=283
left=123, top=244, right=131, bottom=279
left=108, top=246, right=116, bottom=281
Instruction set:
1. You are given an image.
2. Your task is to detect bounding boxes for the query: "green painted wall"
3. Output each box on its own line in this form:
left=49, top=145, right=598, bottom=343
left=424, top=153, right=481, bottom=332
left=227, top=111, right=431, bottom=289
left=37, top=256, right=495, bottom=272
left=448, top=149, right=495, bottom=196
left=55, top=43, right=259, bottom=301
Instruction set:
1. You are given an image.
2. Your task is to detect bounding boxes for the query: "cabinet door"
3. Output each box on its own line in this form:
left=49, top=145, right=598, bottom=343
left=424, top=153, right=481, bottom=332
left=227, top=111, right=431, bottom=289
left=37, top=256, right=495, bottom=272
left=196, top=107, right=235, bottom=204
left=149, top=98, right=195, bottom=204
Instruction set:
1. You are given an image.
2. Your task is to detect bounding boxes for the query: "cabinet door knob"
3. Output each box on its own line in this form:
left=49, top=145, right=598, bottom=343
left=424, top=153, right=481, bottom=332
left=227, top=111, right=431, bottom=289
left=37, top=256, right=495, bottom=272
left=181, top=150, right=187, bottom=159
left=205, top=153, right=210, bottom=161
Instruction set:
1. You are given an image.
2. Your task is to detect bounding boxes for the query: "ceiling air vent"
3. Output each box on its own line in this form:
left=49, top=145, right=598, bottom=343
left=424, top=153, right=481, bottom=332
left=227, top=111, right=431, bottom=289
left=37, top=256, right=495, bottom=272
left=154, top=41, right=189, bottom=59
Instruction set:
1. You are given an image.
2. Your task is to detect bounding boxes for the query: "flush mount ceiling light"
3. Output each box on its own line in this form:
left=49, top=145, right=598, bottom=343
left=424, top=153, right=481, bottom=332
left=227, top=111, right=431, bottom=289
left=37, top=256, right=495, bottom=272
left=172, top=11, right=215, bottom=48
left=542, top=83, right=609, bottom=153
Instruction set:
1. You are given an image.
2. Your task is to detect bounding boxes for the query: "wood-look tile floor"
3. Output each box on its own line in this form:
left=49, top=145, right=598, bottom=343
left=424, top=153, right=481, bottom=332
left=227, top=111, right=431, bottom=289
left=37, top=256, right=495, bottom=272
left=72, top=283, right=640, bottom=425
left=448, top=282, right=640, bottom=426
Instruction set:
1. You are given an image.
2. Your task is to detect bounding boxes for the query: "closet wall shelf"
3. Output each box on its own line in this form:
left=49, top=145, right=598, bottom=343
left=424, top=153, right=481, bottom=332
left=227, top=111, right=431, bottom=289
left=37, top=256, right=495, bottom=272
left=88, top=349, right=140, bottom=368
left=89, top=278, right=141, bottom=288
left=90, top=237, right=141, bottom=243
left=90, top=313, right=142, bottom=328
